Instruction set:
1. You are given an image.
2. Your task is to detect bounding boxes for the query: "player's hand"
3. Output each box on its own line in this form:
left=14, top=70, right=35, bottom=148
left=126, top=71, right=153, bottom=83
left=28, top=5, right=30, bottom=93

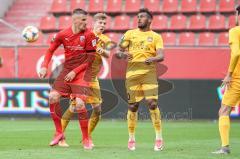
left=221, top=74, right=232, bottom=91
left=97, top=47, right=105, bottom=55
left=115, top=51, right=133, bottom=60
left=145, top=57, right=156, bottom=65
left=64, top=71, right=76, bottom=82
left=38, top=67, right=47, bottom=79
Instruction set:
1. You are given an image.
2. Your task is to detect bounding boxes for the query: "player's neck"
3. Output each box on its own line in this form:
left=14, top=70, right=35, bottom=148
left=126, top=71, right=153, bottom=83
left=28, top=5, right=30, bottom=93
left=138, top=27, right=151, bottom=32
left=93, top=29, right=102, bottom=36
left=72, top=26, right=84, bottom=34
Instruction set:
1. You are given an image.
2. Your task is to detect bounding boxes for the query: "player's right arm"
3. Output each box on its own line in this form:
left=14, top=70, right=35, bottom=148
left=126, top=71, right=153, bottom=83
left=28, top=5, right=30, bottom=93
left=222, top=27, right=240, bottom=89
left=116, top=31, right=133, bottom=60
left=39, top=33, right=63, bottom=78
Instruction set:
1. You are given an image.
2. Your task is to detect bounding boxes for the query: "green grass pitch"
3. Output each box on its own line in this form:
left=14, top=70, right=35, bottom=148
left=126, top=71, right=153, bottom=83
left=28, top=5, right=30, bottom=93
left=0, top=119, right=239, bottom=159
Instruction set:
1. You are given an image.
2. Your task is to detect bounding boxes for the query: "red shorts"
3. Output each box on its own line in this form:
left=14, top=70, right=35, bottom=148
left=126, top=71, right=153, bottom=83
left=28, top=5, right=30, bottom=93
left=52, top=68, right=91, bottom=100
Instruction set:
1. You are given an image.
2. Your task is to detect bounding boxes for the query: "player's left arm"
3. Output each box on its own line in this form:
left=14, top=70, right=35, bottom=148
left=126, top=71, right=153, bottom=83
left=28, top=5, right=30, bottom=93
left=65, top=32, right=97, bottom=82
left=221, top=28, right=240, bottom=89
left=145, top=34, right=164, bottom=64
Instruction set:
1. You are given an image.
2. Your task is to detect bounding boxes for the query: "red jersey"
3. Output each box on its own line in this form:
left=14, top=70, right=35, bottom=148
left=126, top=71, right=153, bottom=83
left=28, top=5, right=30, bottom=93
left=42, top=27, right=97, bottom=72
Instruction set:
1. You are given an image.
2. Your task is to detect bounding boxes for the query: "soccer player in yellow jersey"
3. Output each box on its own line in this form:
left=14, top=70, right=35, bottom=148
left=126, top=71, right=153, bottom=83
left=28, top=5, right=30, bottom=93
left=117, top=8, right=164, bottom=151
left=59, top=13, right=111, bottom=148
left=212, top=6, right=240, bottom=154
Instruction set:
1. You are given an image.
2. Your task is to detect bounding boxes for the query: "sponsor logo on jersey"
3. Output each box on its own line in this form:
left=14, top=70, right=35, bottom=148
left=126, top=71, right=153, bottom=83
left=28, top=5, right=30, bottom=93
left=147, top=37, right=153, bottom=42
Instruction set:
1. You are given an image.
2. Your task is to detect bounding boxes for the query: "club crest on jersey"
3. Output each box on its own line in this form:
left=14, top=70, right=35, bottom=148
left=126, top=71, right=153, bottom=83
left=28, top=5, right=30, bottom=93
left=147, top=37, right=153, bottom=42
left=80, top=36, right=85, bottom=42
left=92, top=39, right=97, bottom=47
left=51, top=34, right=57, bottom=42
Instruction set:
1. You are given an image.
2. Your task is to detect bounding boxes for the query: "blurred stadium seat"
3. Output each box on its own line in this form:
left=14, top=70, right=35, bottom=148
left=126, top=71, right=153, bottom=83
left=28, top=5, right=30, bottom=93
left=162, top=0, right=179, bottom=13
left=161, top=32, right=176, bottom=45
left=113, top=15, right=130, bottom=30
left=123, top=0, right=141, bottom=13
left=106, top=0, right=122, bottom=13
left=70, top=0, right=86, bottom=11
left=180, top=0, right=197, bottom=13
left=179, top=32, right=196, bottom=46
left=151, top=15, right=168, bottom=30
left=89, top=0, right=104, bottom=13
left=199, top=0, right=216, bottom=13
left=198, top=32, right=215, bottom=46
left=188, top=14, right=207, bottom=30
left=59, top=16, right=72, bottom=30
left=39, top=15, right=57, bottom=31
left=217, top=32, right=229, bottom=46
left=144, top=0, right=161, bottom=13
left=170, top=14, right=187, bottom=30
left=208, top=14, right=226, bottom=30
left=219, top=0, right=235, bottom=13
left=50, top=0, right=68, bottom=14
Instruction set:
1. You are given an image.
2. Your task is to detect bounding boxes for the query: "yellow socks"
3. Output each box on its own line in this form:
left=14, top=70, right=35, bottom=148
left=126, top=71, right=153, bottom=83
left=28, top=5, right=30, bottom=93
left=149, top=108, right=162, bottom=140
left=61, top=108, right=74, bottom=132
left=61, top=99, right=76, bottom=132
left=219, top=116, right=230, bottom=147
left=88, top=110, right=101, bottom=136
left=127, top=110, right=138, bottom=141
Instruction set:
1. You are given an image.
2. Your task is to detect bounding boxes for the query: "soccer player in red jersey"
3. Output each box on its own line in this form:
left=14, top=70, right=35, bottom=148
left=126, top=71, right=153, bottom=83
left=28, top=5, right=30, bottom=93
left=38, top=8, right=97, bottom=150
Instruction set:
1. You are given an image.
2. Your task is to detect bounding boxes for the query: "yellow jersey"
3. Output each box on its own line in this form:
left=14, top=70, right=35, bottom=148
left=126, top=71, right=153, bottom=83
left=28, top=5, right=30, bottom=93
left=91, top=32, right=111, bottom=79
left=228, top=26, right=240, bottom=79
left=121, top=28, right=164, bottom=78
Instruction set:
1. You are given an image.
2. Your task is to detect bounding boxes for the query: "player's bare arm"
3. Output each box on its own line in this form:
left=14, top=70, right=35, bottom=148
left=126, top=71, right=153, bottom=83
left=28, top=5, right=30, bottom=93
left=145, top=49, right=164, bottom=65
left=221, top=28, right=240, bottom=89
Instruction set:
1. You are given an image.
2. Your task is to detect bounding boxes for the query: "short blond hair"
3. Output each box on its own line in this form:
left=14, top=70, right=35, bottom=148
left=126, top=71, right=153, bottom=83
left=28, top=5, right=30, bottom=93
left=93, top=13, right=107, bottom=21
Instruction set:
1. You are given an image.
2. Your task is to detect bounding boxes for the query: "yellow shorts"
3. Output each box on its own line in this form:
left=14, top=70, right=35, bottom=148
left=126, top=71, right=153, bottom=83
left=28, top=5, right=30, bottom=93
left=222, top=79, right=240, bottom=107
left=86, top=78, right=102, bottom=105
left=125, top=72, right=158, bottom=103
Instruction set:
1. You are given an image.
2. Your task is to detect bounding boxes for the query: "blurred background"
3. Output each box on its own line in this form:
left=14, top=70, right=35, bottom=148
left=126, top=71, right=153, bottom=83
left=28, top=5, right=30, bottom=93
left=0, top=0, right=239, bottom=119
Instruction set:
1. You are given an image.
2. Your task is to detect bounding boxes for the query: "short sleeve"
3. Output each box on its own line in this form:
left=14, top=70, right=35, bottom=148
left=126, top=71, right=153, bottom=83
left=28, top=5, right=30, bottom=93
left=155, top=34, right=164, bottom=50
left=119, top=30, right=131, bottom=48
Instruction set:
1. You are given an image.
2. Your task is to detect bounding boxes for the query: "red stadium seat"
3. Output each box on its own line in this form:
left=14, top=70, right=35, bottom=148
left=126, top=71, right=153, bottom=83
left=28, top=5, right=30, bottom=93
left=208, top=14, right=226, bottom=30
left=144, top=0, right=161, bottom=12
left=199, top=0, right=216, bottom=13
left=151, top=15, right=168, bottom=30
left=70, top=0, right=86, bottom=11
left=170, top=14, right=187, bottom=30
left=88, top=0, right=104, bottom=13
left=178, top=32, right=196, bottom=46
left=123, top=0, right=141, bottom=13
left=106, top=0, right=122, bottom=13
left=105, top=16, right=112, bottom=30
left=50, top=0, right=68, bottom=13
left=162, top=0, right=179, bottom=13
left=105, top=32, right=121, bottom=43
left=39, top=15, right=57, bottom=31
left=219, top=0, right=235, bottom=12
left=228, top=15, right=240, bottom=28
left=188, top=14, right=207, bottom=30
left=161, top=32, right=176, bottom=45
left=218, top=32, right=229, bottom=46
left=180, top=0, right=197, bottom=13
left=59, top=16, right=72, bottom=30
left=132, top=16, right=138, bottom=28
left=113, top=15, right=130, bottom=30
left=198, top=32, right=215, bottom=46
